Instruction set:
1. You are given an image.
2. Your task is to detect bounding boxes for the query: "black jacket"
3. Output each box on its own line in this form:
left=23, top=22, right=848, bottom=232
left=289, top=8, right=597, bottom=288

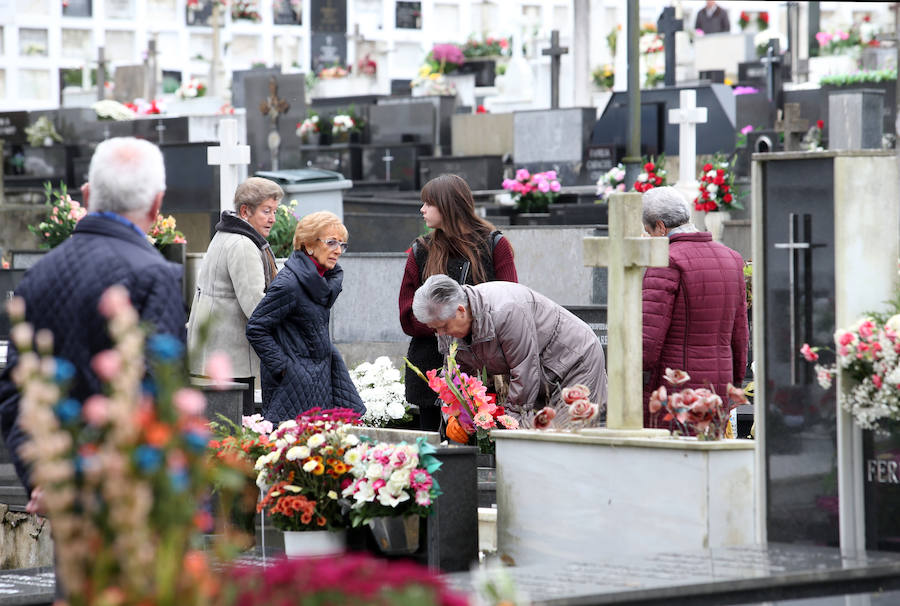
left=246, top=251, right=364, bottom=423
left=0, top=214, right=186, bottom=490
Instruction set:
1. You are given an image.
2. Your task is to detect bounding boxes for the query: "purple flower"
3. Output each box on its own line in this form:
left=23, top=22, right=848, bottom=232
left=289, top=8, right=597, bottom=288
left=733, top=86, right=759, bottom=96
left=740, top=124, right=754, bottom=135
left=432, top=43, right=464, bottom=66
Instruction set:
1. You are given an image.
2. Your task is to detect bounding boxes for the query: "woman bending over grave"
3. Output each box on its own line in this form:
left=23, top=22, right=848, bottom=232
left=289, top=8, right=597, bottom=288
left=187, top=177, right=282, bottom=416
left=398, top=173, right=518, bottom=431
left=413, top=275, right=608, bottom=414
left=247, top=210, right=365, bottom=422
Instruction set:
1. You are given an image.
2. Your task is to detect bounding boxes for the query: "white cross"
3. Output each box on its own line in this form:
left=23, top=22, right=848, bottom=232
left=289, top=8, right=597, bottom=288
left=583, top=192, right=669, bottom=432
left=668, top=89, right=708, bottom=187
left=208, top=119, right=251, bottom=213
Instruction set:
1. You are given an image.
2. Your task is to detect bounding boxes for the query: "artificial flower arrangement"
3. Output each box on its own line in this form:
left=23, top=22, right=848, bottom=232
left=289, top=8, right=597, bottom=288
left=318, top=64, right=350, bottom=79
left=266, top=198, right=299, bottom=258
left=28, top=181, right=87, bottom=249
left=255, top=407, right=362, bottom=532
left=502, top=168, right=562, bottom=213
left=633, top=155, right=667, bottom=193
left=341, top=437, right=441, bottom=527
left=175, top=78, right=207, bottom=100
left=148, top=214, right=187, bottom=248
left=331, top=114, right=357, bottom=135
left=124, top=98, right=163, bottom=115
left=349, top=357, right=412, bottom=428
left=24, top=116, right=63, bottom=147
left=296, top=112, right=321, bottom=142
left=462, top=36, right=510, bottom=58
left=406, top=343, right=518, bottom=455
left=801, top=295, right=900, bottom=433
left=357, top=53, right=377, bottom=76
left=426, top=43, right=465, bottom=74
left=802, top=119, right=826, bottom=152
left=738, top=11, right=751, bottom=30
left=230, top=0, right=261, bottom=21
left=648, top=368, right=748, bottom=440
left=596, top=162, right=626, bottom=201
left=410, top=66, right=458, bottom=96
left=591, top=64, right=615, bottom=90
left=756, top=11, right=770, bottom=31
left=92, top=99, right=137, bottom=121
left=214, top=552, right=469, bottom=606
left=521, top=383, right=603, bottom=431
left=6, top=287, right=230, bottom=606
left=694, top=153, right=741, bottom=213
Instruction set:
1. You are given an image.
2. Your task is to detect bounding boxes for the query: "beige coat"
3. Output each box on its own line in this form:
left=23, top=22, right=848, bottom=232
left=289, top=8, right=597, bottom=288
left=438, top=282, right=608, bottom=410
left=187, top=231, right=269, bottom=378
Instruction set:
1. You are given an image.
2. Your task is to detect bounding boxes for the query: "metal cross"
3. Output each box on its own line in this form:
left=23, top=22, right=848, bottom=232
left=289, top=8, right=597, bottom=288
left=541, top=30, right=568, bottom=109
left=656, top=6, right=682, bottom=87
left=773, top=213, right=824, bottom=384
left=381, top=149, right=394, bottom=182
left=259, top=76, right=290, bottom=125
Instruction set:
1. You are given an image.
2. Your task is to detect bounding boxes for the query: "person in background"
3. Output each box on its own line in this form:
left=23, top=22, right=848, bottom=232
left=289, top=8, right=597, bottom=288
left=187, top=177, right=282, bottom=416
left=641, top=186, right=748, bottom=428
left=695, top=1, right=730, bottom=34
left=247, top=211, right=364, bottom=423
left=399, top=174, right=517, bottom=431
left=412, top=275, right=607, bottom=414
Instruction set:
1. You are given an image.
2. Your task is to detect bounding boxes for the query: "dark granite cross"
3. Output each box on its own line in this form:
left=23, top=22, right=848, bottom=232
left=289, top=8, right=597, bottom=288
left=96, top=46, right=107, bottom=101
left=656, top=7, right=682, bottom=87
left=542, top=30, right=568, bottom=109
left=775, top=103, right=809, bottom=151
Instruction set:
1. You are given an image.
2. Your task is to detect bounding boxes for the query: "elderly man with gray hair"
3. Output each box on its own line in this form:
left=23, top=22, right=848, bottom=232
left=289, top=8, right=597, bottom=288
left=413, top=275, right=608, bottom=413
left=641, top=186, right=748, bottom=428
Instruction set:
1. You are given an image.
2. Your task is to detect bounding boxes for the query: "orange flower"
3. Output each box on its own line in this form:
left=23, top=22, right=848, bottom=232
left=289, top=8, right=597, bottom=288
left=144, top=422, right=172, bottom=446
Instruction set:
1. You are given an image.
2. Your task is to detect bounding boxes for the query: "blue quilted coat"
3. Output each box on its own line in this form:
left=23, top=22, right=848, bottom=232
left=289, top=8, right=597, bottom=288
left=246, top=251, right=364, bottom=423
left=0, top=214, right=186, bottom=491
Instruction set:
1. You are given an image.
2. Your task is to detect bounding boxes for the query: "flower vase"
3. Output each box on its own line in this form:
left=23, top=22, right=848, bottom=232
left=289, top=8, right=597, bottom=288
left=302, top=132, right=321, bottom=146
left=282, top=529, right=345, bottom=557
left=704, top=211, right=731, bottom=242
left=158, top=242, right=186, bottom=265
left=368, top=515, right=420, bottom=555
left=333, top=130, right=349, bottom=143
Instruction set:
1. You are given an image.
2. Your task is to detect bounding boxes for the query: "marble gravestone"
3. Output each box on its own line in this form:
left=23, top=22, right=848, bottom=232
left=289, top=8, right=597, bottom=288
left=243, top=73, right=306, bottom=172
left=828, top=89, right=884, bottom=150
left=231, top=67, right=280, bottom=109
left=112, top=65, right=147, bottom=103
left=514, top=108, right=597, bottom=186
left=370, top=95, right=456, bottom=156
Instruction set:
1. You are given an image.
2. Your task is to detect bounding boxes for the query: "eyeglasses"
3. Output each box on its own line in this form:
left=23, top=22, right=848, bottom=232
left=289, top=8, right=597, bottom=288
left=318, top=238, right=348, bottom=253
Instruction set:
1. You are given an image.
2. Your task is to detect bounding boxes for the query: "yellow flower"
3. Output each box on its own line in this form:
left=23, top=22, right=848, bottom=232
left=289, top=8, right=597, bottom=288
left=417, top=65, right=432, bottom=78
left=724, top=77, right=734, bottom=86
left=429, top=73, right=440, bottom=81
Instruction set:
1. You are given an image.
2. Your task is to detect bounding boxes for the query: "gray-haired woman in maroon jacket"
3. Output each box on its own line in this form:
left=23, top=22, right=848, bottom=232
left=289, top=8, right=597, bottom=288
left=640, top=186, right=749, bottom=428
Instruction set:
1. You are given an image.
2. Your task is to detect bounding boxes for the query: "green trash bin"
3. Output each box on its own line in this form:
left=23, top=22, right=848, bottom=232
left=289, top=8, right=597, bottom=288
left=255, top=168, right=353, bottom=221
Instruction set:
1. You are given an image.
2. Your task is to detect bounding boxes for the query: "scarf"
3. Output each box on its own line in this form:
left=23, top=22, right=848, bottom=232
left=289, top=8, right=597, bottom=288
left=215, top=210, right=278, bottom=288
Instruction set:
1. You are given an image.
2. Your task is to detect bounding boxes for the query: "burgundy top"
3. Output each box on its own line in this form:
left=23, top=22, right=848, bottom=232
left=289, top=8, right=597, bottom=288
left=309, top=254, right=327, bottom=276
left=398, top=237, right=518, bottom=338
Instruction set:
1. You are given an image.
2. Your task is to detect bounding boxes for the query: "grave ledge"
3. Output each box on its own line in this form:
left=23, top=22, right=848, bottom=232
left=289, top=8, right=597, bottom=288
left=753, top=149, right=895, bottom=162
left=493, top=429, right=755, bottom=451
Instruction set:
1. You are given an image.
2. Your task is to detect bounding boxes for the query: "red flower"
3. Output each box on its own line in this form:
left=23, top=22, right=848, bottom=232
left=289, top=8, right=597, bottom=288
left=654, top=176, right=662, bottom=185
left=476, top=105, right=487, bottom=114
left=759, top=12, right=769, bottom=23
left=816, top=119, right=824, bottom=130
left=723, top=193, right=733, bottom=202
left=713, top=176, right=724, bottom=185
left=644, top=162, right=654, bottom=172
left=702, top=163, right=713, bottom=172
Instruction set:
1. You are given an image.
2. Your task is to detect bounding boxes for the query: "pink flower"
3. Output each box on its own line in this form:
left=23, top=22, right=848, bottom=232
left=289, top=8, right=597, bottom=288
left=473, top=411, right=496, bottom=429
left=82, top=395, right=110, bottom=426
left=515, top=168, right=530, bottom=181
left=838, top=331, right=855, bottom=347
left=91, top=350, right=122, bottom=381
left=415, top=490, right=432, bottom=506
left=98, top=285, right=131, bottom=319
left=497, top=414, right=519, bottom=429
left=664, top=368, right=691, bottom=385
left=800, top=343, right=819, bottom=362
left=858, top=320, right=875, bottom=339
left=561, top=384, right=591, bottom=404
left=205, top=352, right=234, bottom=385
left=568, top=399, right=599, bottom=423
left=533, top=407, right=556, bottom=429
left=726, top=383, right=748, bottom=405
left=649, top=385, right=667, bottom=413
left=740, top=124, right=754, bottom=135
left=173, top=388, right=206, bottom=416
left=550, top=180, right=561, bottom=193
left=873, top=374, right=883, bottom=389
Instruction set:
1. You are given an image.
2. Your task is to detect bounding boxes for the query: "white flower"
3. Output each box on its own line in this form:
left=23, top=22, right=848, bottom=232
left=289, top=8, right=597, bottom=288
left=377, top=486, right=411, bottom=508
left=327, top=490, right=338, bottom=500
left=344, top=447, right=362, bottom=466
left=286, top=445, right=310, bottom=461
left=342, top=433, right=360, bottom=448
left=307, top=433, right=325, bottom=449
left=353, top=480, right=376, bottom=504
left=637, top=172, right=648, bottom=182
left=707, top=184, right=718, bottom=194
left=386, top=400, right=407, bottom=420
left=365, top=462, right=385, bottom=479
left=302, top=459, right=319, bottom=472
left=283, top=484, right=301, bottom=493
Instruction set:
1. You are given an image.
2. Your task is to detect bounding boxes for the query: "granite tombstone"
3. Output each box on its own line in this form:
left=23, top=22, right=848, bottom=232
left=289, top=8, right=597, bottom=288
left=243, top=73, right=306, bottom=172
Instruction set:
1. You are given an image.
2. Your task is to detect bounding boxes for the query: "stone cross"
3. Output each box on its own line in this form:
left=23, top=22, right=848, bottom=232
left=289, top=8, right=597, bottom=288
left=656, top=6, right=682, bottom=87
left=775, top=103, right=809, bottom=152
left=541, top=30, right=568, bottom=109
left=144, top=38, right=158, bottom=100
left=208, top=119, right=251, bottom=213
left=259, top=76, right=290, bottom=170
left=96, top=46, right=107, bottom=101
left=583, top=193, right=669, bottom=431
left=668, top=89, right=707, bottom=187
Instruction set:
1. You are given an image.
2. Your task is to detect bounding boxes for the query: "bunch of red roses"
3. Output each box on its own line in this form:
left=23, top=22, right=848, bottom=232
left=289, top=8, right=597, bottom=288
left=694, top=153, right=741, bottom=212
left=633, top=157, right=667, bottom=193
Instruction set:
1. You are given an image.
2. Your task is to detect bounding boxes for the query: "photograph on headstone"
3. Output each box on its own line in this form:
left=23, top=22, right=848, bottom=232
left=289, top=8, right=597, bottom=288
left=62, top=0, right=91, bottom=17
left=310, top=0, right=345, bottom=33
left=395, top=1, right=421, bottom=29
left=273, top=0, right=300, bottom=24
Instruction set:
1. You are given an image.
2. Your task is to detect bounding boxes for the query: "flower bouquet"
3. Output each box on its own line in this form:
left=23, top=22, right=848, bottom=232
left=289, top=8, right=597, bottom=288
left=296, top=113, right=320, bottom=144
left=331, top=113, right=357, bottom=142
left=738, top=11, right=750, bottom=30
left=591, top=64, right=615, bottom=90
left=230, top=0, right=261, bottom=21
left=502, top=168, right=562, bottom=213
left=801, top=303, right=900, bottom=433
left=341, top=437, right=441, bottom=527
left=596, top=162, right=626, bottom=201
left=694, top=153, right=741, bottom=212
left=411, top=66, right=458, bottom=96
left=28, top=181, right=87, bottom=249
left=148, top=214, right=187, bottom=248
left=756, top=11, right=769, bottom=31
left=92, top=99, right=137, bottom=121
left=519, top=383, right=604, bottom=431
left=648, top=368, right=749, bottom=440
left=255, top=408, right=362, bottom=532
left=24, top=116, right=63, bottom=147
left=406, top=343, right=518, bottom=454
left=175, top=78, right=207, bottom=100
left=633, top=155, right=667, bottom=193
left=349, top=357, right=412, bottom=428
left=6, top=287, right=224, bottom=606
left=427, top=43, right=465, bottom=74
left=802, top=119, right=825, bottom=152
left=266, top=199, right=299, bottom=258
left=462, top=36, right=510, bottom=58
